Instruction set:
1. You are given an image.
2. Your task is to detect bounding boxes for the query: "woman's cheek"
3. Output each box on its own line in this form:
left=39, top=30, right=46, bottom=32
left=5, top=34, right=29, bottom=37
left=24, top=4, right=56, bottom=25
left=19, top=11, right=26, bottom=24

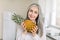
left=34, top=14, right=38, bottom=19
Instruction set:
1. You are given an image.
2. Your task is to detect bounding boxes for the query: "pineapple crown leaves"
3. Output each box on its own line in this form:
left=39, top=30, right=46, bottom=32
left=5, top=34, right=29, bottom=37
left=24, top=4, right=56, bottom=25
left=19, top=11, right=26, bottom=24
left=12, top=13, right=24, bottom=25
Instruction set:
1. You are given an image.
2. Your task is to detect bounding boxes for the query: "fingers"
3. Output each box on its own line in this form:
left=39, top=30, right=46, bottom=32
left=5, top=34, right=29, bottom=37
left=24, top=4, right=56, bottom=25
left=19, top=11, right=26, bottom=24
left=21, top=22, right=24, bottom=27
left=21, top=22, right=26, bottom=30
left=30, top=28, right=36, bottom=36
left=32, top=27, right=36, bottom=32
left=31, top=27, right=37, bottom=33
left=35, top=26, right=38, bottom=30
left=33, top=26, right=38, bottom=32
left=31, top=26, right=38, bottom=34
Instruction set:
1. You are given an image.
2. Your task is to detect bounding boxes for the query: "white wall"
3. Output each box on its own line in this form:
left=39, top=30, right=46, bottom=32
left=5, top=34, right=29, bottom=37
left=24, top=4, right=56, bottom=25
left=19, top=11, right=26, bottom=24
left=56, top=0, right=60, bottom=26
left=45, top=0, right=52, bottom=27
left=45, top=0, right=56, bottom=27
left=50, top=0, right=56, bottom=26
left=0, top=0, right=38, bottom=39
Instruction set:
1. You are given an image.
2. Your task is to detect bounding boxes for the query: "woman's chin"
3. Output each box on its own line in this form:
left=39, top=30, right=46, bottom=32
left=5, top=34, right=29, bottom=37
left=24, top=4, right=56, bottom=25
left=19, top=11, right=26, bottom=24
left=30, top=18, right=35, bottom=21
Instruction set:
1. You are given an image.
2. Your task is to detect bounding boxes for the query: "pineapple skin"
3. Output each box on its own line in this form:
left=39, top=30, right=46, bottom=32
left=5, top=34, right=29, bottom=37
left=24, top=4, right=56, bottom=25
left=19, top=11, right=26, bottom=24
left=24, top=20, right=36, bottom=32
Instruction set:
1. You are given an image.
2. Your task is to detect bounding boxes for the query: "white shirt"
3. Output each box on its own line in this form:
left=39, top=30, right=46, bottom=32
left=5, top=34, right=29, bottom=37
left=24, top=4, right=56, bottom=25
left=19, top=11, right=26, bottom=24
left=16, top=25, right=41, bottom=40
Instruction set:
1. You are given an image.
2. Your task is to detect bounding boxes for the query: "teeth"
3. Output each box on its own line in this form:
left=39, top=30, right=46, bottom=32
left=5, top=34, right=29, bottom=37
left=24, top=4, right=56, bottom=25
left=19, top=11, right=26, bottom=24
left=24, top=20, right=36, bottom=32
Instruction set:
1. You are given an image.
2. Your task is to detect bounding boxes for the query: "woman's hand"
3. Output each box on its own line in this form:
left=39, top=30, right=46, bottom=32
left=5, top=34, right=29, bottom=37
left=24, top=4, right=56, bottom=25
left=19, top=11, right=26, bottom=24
left=21, top=22, right=25, bottom=30
left=21, top=22, right=27, bottom=34
left=31, top=26, right=38, bottom=36
left=21, top=22, right=38, bottom=36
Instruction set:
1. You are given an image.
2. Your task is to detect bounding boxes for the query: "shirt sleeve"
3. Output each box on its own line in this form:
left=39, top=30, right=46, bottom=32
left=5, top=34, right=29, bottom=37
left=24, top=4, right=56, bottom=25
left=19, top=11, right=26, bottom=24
left=33, top=34, right=41, bottom=40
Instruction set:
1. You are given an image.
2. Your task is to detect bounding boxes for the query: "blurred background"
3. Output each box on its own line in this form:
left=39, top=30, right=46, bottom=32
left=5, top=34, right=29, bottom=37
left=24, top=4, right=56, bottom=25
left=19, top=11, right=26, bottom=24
left=0, top=0, right=60, bottom=40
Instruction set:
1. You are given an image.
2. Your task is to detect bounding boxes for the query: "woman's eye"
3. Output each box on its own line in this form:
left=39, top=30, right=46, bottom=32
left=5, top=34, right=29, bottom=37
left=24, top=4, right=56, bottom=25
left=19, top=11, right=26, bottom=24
left=30, top=10, right=33, bottom=12
left=35, top=11, right=37, bottom=14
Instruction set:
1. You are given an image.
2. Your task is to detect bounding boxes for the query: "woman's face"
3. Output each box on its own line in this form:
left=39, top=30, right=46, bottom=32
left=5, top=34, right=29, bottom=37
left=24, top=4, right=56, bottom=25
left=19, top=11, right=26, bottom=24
left=28, top=6, right=39, bottom=21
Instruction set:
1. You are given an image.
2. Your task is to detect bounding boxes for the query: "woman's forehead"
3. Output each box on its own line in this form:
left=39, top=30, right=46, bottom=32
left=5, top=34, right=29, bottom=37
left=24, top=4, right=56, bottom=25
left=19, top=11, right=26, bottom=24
left=30, top=5, right=38, bottom=9
left=30, top=6, right=39, bottom=11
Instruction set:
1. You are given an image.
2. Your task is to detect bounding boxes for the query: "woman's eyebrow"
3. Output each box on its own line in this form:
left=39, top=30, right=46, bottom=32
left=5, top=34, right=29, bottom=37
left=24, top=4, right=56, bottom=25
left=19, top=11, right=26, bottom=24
left=30, top=9, right=33, bottom=11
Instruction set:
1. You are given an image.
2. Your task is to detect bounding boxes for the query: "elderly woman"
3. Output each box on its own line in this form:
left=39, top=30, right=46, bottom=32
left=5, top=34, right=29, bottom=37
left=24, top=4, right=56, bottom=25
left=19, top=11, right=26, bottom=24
left=16, top=3, right=43, bottom=40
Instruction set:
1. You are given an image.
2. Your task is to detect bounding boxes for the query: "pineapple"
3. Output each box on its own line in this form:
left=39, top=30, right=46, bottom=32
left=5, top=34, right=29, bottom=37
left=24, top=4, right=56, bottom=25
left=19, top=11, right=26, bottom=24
left=24, top=20, right=36, bottom=32
left=12, top=13, right=36, bottom=33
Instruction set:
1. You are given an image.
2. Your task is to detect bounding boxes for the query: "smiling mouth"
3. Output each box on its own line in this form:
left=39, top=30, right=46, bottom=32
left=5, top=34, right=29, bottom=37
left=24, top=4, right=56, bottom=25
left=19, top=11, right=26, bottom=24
left=30, top=15, right=35, bottom=18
